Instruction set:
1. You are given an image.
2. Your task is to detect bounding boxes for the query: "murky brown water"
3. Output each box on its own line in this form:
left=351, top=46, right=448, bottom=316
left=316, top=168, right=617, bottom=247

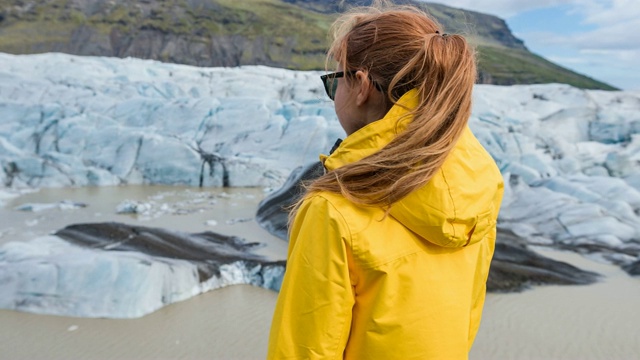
left=0, top=185, right=289, bottom=259
left=1, top=186, right=639, bottom=359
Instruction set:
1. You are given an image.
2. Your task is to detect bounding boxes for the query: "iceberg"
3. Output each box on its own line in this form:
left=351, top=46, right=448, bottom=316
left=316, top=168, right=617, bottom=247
left=14, top=200, right=87, bottom=212
left=0, top=223, right=284, bottom=318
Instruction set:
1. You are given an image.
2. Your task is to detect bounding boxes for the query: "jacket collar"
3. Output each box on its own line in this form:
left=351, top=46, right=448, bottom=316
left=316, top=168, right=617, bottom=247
left=318, top=89, right=504, bottom=249
left=321, top=89, right=420, bottom=170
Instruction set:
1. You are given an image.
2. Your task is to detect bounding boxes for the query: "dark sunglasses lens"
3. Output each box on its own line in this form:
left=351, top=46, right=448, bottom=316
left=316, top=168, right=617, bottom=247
left=322, top=76, right=336, bottom=100
left=321, top=73, right=342, bottom=100
left=322, top=77, right=332, bottom=100
left=329, top=78, right=338, bottom=100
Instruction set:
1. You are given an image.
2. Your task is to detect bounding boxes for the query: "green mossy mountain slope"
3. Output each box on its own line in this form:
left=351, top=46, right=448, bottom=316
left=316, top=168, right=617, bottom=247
left=0, top=0, right=616, bottom=90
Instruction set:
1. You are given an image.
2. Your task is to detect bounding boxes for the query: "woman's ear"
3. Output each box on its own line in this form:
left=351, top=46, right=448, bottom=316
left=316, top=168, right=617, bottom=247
left=354, top=70, right=375, bottom=106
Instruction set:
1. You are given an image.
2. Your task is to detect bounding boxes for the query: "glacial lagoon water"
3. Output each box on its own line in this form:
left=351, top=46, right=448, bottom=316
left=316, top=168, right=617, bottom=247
left=1, top=185, right=639, bottom=359
left=0, top=185, right=288, bottom=258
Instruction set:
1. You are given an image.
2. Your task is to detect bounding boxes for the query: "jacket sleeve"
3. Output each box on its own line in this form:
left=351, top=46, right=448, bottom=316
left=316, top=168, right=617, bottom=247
left=267, top=194, right=355, bottom=360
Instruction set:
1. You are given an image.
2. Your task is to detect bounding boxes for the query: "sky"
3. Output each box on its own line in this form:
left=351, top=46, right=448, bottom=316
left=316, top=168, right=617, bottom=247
left=433, top=0, right=639, bottom=90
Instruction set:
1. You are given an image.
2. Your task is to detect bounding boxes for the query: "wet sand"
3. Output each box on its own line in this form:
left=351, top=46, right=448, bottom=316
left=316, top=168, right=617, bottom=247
left=1, top=186, right=640, bottom=359
left=471, top=249, right=640, bottom=360
left=0, top=285, right=278, bottom=360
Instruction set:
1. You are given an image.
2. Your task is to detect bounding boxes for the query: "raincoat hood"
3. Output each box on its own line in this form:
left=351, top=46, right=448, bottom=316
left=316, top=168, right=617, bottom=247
left=321, top=89, right=504, bottom=248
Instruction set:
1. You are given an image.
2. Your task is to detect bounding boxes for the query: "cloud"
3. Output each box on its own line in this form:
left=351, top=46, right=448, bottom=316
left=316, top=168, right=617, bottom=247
left=521, top=28, right=639, bottom=87
left=524, top=22, right=640, bottom=51
left=434, top=0, right=640, bottom=50
left=549, top=50, right=640, bottom=90
left=437, top=0, right=639, bottom=28
left=565, top=0, right=640, bottom=49
left=432, top=1, right=639, bottom=89
left=548, top=49, right=640, bottom=67
left=432, top=0, right=574, bottom=18
left=517, top=18, right=640, bottom=51
left=573, top=23, right=640, bottom=50
left=581, top=49, right=640, bottom=64
left=571, top=0, right=640, bottom=26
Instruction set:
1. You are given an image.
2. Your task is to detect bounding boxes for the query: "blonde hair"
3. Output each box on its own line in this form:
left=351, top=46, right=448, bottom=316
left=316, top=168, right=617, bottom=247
left=300, top=1, right=476, bottom=211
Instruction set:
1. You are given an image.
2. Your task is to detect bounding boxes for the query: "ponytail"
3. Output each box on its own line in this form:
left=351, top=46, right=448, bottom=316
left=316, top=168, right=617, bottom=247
left=304, top=2, right=476, bottom=208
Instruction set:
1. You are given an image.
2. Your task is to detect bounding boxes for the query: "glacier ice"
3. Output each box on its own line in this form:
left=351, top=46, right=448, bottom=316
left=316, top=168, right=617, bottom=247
left=0, top=226, right=284, bottom=319
left=1, top=52, right=640, bottom=318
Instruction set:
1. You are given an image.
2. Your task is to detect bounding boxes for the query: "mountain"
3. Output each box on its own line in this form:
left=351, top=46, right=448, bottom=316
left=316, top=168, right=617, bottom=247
left=0, top=0, right=616, bottom=90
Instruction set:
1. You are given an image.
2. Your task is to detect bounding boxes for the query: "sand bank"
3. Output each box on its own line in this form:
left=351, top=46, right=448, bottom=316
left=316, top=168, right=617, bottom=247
left=0, top=285, right=277, bottom=360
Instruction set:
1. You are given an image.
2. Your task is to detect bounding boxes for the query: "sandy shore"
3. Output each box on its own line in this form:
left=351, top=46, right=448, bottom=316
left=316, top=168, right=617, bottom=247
left=471, top=249, right=640, bottom=360
left=0, top=285, right=277, bottom=360
left=1, top=252, right=639, bottom=359
left=1, top=186, right=639, bottom=359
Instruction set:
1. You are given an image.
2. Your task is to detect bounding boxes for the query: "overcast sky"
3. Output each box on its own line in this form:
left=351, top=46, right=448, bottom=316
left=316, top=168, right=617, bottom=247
left=433, top=0, right=639, bottom=90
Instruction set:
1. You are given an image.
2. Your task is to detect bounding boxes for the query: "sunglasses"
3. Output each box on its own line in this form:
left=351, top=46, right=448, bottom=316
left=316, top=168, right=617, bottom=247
left=320, top=70, right=383, bottom=101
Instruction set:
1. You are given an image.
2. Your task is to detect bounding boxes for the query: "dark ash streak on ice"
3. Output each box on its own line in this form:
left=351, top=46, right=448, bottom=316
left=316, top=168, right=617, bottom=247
left=55, top=222, right=285, bottom=286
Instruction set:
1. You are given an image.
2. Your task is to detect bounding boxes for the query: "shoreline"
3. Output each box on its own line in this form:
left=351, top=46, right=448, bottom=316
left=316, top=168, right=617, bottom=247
left=0, top=285, right=278, bottom=360
left=471, top=248, right=640, bottom=359
left=1, top=186, right=639, bottom=359
left=1, top=251, right=639, bottom=359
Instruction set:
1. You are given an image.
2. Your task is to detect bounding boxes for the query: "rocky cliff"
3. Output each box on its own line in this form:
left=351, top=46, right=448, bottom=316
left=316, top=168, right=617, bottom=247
left=0, top=0, right=616, bottom=89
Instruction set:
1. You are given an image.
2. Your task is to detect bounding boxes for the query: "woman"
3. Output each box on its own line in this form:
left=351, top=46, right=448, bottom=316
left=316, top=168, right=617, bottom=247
left=268, top=2, right=504, bottom=359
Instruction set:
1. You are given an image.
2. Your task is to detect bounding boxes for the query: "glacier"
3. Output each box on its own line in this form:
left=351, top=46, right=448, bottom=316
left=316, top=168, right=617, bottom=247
left=1, top=52, right=640, bottom=318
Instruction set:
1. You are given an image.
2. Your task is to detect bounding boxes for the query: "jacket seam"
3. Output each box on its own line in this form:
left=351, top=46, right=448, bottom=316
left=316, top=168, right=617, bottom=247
left=314, top=193, right=353, bottom=241
left=440, top=169, right=458, bottom=247
left=312, top=193, right=355, bottom=359
left=357, top=248, right=421, bottom=270
left=314, top=194, right=355, bottom=272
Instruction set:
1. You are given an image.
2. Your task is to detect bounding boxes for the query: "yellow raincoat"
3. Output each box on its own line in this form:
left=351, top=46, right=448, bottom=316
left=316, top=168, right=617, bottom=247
left=267, top=90, right=504, bottom=359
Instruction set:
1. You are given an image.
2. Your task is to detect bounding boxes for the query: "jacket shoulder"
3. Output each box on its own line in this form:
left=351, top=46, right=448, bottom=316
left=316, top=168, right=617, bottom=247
left=389, top=127, right=504, bottom=248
